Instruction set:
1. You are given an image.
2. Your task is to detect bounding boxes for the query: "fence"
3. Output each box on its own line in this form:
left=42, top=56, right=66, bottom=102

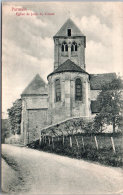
left=27, top=131, right=123, bottom=167
left=39, top=134, right=119, bottom=154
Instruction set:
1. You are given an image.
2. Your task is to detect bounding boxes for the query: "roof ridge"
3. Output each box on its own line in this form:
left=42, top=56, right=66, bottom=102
left=90, top=72, right=116, bottom=76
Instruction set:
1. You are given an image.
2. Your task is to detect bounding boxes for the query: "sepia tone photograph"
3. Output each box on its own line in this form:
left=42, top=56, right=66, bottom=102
left=1, top=1, right=123, bottom=194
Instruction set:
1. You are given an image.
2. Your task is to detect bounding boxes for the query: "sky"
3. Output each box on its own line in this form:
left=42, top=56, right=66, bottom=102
left=2, top=1, right=123, bottom=118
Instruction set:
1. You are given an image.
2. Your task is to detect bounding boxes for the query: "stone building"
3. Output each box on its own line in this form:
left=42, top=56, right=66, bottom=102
left=21, top=18, right=116, bottom=145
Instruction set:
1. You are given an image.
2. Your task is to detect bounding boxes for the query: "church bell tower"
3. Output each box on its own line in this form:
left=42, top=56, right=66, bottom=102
left=53, top=18, right=86, bottom=70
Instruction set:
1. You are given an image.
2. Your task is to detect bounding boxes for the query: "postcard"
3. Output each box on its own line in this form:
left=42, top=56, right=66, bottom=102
left=1, top=1, right=123, bottom=194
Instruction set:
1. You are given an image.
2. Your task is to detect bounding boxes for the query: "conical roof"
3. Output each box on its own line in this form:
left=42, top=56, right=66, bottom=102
left=47, top=59, right=89, bottom=78
left=54, top=18, right=84, bottom=37
left=21, top=74, right=48, bottom=95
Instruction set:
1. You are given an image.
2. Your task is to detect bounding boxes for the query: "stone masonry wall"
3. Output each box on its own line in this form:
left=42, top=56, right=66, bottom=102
left=54, top=37, right=85, bottom=70
left=48, top=72, right=91, bottom=125
left=21, top=95, right=48, bottom=145
left=28, top=109, right=47, bottom=143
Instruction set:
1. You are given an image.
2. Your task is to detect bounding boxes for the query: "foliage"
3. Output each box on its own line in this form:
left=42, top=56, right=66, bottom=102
left=42, top=117, right=94, bottom=136
left=84, top=121, right=94, bottom=134
left=7, top=99, right=22, bottom=135
left=93, top=114, right=106, bottom=133
left=1, top=119, right=10, bottom=143
left=5, top=134, right=24, bottom=145
left=28, top=134, right=123, bottom=167
left=94, top=77, right=123, bottom=133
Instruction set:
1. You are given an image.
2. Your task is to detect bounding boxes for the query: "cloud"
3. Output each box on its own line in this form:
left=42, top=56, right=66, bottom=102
left=2, top=4, right=47, bottom=27
left=72, top=15, right=112, bottom=46
left=72, top=13, right=123, bottom=75
left=2, top=38, right=53, bottom=114
left=2, top=5, right=48, bottom=53
left=86, top=41, right=113, bottom=73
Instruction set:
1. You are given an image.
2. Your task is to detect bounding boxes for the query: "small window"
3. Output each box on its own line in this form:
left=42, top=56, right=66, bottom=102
left=55, top=79, right=61, bottom=102
left=75, top=78, right=82, bottom=101
left=68, top=29, right=71, bottom=36
left=75, top=44, right=77, bottom=51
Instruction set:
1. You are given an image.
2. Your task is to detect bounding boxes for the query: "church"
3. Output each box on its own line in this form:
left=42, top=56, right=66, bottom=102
left=21, top=18, right=116, bottom=145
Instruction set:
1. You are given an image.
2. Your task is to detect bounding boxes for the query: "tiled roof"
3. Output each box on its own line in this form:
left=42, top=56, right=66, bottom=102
left=90, top=73, right=117, bottom=90
left=21, top=74, right=48, bottom=96
left=47, top=59, right=89, bottom=78
left=54, top=18, right=84, bottom=37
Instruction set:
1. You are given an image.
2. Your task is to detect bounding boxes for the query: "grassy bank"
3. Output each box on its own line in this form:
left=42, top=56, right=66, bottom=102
left=28, top=133, right=123, bottom=167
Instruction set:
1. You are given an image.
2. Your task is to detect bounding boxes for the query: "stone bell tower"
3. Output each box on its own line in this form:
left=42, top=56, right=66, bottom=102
left=53, top=18, right=86, bottom=70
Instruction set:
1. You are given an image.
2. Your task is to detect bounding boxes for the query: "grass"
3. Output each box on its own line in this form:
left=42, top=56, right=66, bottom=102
left=28, top=133, right=123, bottom=167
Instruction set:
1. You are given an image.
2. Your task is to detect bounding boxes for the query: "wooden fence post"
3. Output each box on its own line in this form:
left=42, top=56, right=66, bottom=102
left=45, top=136, right=47, bottom=144
left=70, top=136, right=72, bottom=147
left=111, top=137, right=116, bottom=153
left=48, top=137, right=50, bottom=146
left=75, top=136, right=79, bottom=148
left=94, top=136, right=98, bottom=150
left=63, top=135, right=64, bottom=146
left=82, top=136, right=85, bottom=150
left=39, top=136, right=42, bottom=145
left=52, top=137, right=54, bottom=149
left=43, top=136, right=45, bottom=143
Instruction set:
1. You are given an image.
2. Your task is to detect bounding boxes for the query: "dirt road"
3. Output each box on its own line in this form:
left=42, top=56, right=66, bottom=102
left=1, top=144, right=123, bottom=194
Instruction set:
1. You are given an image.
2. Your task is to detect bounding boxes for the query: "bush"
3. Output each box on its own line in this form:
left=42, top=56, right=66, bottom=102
left=28, top=134, right=123, bottom=167
left=5, top=134, right=24, bottom=145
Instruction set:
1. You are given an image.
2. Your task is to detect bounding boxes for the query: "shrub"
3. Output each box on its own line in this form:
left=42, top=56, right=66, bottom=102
left=28, top=134, right=123, bottom=167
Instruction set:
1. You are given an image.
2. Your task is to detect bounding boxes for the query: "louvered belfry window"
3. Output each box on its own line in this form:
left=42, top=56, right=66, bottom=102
left=71, top=42, right=77, bottom=52
left=61, top=41, right=68, bottom=52
left=55, top=79, right=61, bottom=102
left=75, top=78, right=82, bottom=101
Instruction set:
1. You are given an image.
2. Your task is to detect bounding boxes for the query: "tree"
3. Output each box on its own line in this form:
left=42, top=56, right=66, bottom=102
left=1, top=119, right=10, bottom=143
left=7, top=99, right=22, bottom=135
left=93, top=114, right=106, bottom=133
left=94, top=77, right=123, bottom=133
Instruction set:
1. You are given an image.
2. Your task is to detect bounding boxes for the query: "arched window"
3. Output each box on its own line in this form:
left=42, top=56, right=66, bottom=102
left=71, top=42, right=77, bottom=52
left=75, top=78, right=82, bottom=101
left=61, top=41, right=68, bottom=52
left=55, top=79, right=61, bottom=102
left=61, top=44, right=64, bottom=52
left=75, top=43, right=77, bottom=51
left=65, top=44, right=68, bottom=51
left=71, top=44, right=74, bottom=52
